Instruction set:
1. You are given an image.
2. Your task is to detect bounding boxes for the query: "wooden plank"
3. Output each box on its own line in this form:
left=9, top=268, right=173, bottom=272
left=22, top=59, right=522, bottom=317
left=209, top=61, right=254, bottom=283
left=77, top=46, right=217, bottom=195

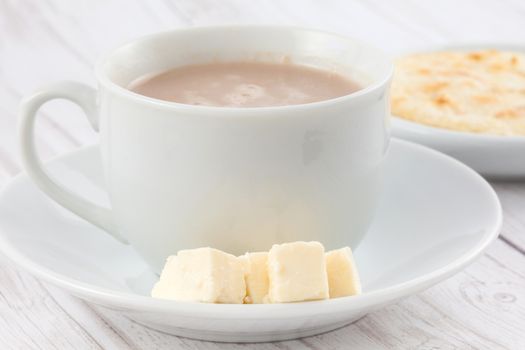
left=0, top=256, right=113, bottom=349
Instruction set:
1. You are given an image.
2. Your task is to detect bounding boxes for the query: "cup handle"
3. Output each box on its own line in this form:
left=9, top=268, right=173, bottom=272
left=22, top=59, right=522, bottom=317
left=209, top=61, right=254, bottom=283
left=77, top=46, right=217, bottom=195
left=19, top=81, right=128, bottom=244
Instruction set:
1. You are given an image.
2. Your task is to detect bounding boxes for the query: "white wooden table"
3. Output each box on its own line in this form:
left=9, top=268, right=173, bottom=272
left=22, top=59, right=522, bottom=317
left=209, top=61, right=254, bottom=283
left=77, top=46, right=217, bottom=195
left=1, top=1, right=524, bottom=349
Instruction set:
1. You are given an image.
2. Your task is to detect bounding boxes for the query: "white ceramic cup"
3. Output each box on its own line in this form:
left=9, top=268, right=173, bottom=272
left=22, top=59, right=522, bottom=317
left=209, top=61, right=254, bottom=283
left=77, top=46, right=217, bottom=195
left=19, top=26, right=393, bottom=272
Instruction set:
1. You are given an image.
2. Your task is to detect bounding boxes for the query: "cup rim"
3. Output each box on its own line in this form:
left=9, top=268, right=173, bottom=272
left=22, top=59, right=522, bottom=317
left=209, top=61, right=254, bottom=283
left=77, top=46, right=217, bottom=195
left=95, top=25, right=394, bottom=113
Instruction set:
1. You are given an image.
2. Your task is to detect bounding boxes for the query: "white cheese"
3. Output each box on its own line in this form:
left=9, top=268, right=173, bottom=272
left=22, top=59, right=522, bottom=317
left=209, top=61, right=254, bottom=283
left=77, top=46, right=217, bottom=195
left=151, top=247, right=246, bottom=303
left=326, top=247, right=362, bottom=298
left=239, top=252, right=269, bottom=304
left=267, top=241, right=329, bottom=303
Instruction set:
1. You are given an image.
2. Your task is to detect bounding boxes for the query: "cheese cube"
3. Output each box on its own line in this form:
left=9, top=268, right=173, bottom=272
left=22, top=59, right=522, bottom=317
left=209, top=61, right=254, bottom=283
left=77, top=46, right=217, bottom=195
left=326, top=247, right=362, bottom=298
left=267, top=241, right=329, bottom=303
left=240, top=252, right=269, bottom=304
left=151, top=247, right=246, bottom=303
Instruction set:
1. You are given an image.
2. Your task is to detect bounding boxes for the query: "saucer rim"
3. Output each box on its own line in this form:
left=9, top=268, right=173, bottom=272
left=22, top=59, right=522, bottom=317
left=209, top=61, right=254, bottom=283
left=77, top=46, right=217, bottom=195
left=392, top=116, right=525, bottom=143
left=0, top=138, right=502, bottom=319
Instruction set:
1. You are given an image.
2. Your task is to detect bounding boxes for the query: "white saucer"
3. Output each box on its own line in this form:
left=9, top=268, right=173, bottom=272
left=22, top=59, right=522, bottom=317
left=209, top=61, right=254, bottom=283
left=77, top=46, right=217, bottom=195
left=391, top=43, right=525, bottom=179
left=0, top=139, right=501, bottom=342
left=392, top=116, right=525, bottom=179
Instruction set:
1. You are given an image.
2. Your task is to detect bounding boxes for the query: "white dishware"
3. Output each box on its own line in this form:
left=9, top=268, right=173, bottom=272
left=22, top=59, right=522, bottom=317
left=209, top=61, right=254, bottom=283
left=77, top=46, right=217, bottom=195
left=19, top=26, right=393, bottom=271
left=0, top=139, right=501, bottom=342
left=391, top=43, right=525, bottom=179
